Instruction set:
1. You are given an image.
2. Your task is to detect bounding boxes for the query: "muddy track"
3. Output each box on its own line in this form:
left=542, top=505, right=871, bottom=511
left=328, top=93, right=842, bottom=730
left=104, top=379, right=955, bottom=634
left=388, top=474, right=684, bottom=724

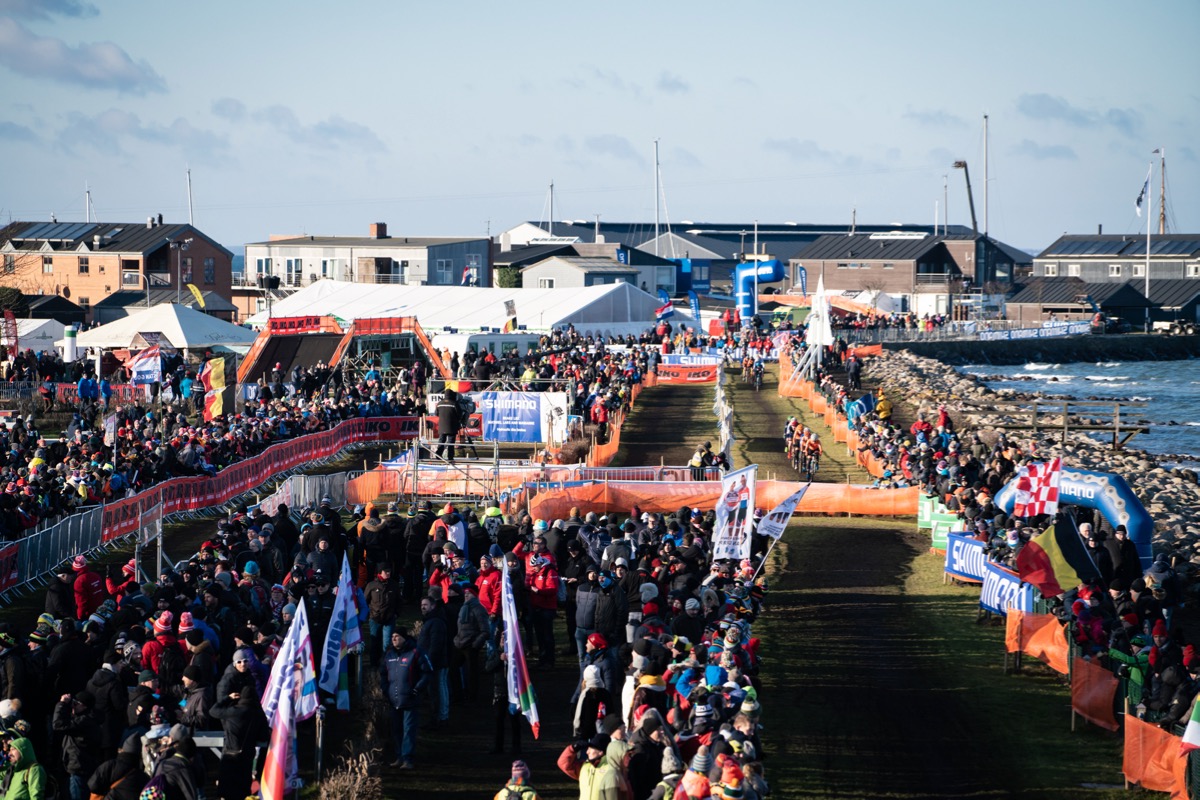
left=609, top=381, right=716, bottom=468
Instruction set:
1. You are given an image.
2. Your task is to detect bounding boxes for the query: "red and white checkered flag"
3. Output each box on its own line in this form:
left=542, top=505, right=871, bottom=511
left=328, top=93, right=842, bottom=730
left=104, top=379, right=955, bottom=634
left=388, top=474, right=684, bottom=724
left=1012, top=457, right=1062, bottom=518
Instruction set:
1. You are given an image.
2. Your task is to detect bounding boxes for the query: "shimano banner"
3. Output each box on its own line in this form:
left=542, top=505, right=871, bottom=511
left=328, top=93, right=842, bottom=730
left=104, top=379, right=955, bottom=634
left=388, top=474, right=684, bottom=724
left=979, top=560, right=1035, bottom=616
left=481, top=391, right=542, bottom=442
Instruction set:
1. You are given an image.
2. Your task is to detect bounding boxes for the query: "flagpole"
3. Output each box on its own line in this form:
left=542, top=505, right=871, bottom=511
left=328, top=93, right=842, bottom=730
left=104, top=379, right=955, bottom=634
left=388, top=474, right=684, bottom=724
left=1145, top=151, right=1159, bottom=333
left=750, top=537, right=778, bottom=583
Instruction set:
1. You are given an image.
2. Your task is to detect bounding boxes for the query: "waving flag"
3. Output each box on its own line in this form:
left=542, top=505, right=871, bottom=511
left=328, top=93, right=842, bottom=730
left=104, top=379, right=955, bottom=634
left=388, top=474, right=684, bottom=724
left=1016, top=519, right=1100, bottom=597
left=261, top=599, right=319, bottom=725
left=655, top=301, right=674, bottom=321
left=199, top=357, right=225, bottom=421
left=1135, top=168, right=1151, bottom=217
left=503, top=316, right=518, bottom=333
left=128, top=345, right=162, bottom=386
left=319, top=553, right=363, bottom=710
left=259, top=668, right=295, bottom=800
left=756, top=486, right=808, bottom=540
left=1182, top=697, right=1200, bottom=754
left=846, top=392, right=877, bottom=424
left=688, top=290, right=701, bottom=321
left=500, top=557, right=540, bottom=738
left=1011, top=457, right=1062, bottom=518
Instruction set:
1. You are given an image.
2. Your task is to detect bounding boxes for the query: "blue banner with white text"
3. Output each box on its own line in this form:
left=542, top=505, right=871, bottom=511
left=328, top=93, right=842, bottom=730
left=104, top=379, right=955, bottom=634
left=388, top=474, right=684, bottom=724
left=481, top=391, right=543, bottom=443
left=979, top=560, right=1035, bottom=616
left=944, top=533, right=986, bottom=583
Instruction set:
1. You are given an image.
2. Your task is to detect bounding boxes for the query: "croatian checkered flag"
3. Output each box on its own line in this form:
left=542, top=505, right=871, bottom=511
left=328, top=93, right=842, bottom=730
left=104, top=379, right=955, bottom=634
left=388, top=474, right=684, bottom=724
left=1012, top=457, right=1062, bottom=518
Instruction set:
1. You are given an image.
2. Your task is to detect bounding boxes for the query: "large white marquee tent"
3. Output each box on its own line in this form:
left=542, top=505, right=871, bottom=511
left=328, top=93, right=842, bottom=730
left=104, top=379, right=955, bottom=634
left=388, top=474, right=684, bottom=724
left=244, top=280, right=691, bottom=337
left=69, top=304, right=258, bottom=350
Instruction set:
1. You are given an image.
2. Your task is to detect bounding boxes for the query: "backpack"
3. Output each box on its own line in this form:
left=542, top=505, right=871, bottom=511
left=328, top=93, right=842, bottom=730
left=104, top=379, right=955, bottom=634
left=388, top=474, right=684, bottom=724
left=156, top=643, right=185, bottom=692
left=138, top=773, right=167, bottom=800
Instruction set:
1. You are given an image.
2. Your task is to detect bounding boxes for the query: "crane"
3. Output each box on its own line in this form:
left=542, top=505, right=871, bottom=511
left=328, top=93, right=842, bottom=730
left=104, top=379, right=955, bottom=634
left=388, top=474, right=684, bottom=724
left=952, top=160, right=978, bottom=237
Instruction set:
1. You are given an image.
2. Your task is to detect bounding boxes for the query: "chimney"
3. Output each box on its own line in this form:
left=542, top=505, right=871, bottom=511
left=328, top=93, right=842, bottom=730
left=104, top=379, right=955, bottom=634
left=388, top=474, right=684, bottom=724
left=1098, top=224, right=1103, bottom=235
left=147, top=217, right=154, bottom=229
left=92, top=235, right=101, bottom=250
left=157, top=213, right=164, bottom=226
left=500, top=232, right=512, bottom=253
left=370, top=222, right=388, bottom=239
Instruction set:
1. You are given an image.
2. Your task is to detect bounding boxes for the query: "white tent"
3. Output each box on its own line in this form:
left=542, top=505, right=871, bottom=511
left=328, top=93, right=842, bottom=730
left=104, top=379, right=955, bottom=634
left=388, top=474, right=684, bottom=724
left=69, top=304, right=257, bottom=350
left=15, top=319, right=65, bottom=354
left=852, top=289, right=897, bottom=313
left=244, top=280, right=692, bottom=337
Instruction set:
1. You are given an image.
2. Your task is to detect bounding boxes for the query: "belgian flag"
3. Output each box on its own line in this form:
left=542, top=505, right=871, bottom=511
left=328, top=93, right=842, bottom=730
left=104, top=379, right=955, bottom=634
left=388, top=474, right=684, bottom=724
left=503, top=316, right=517, bottom=333
left=1015, top=519, right=1100, bottom=597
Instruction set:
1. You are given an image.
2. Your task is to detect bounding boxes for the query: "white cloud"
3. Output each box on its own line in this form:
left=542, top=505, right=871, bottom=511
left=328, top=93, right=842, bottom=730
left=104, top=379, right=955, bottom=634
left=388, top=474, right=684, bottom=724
left=56, top=109, right=227, bottom=162
left=0, top=16, right=165, bottom=94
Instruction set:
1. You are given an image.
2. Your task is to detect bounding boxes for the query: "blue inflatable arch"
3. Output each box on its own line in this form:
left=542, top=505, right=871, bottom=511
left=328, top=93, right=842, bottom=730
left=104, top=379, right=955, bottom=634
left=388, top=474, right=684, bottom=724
left=995, top=467, right=1154, bottom=570
left=734, top=259, right=786, bottom=320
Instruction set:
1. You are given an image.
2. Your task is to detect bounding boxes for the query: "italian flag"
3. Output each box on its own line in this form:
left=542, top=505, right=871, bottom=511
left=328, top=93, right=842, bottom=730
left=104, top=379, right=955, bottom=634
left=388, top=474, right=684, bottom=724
left=1182, top=699, right=1200, bottom=754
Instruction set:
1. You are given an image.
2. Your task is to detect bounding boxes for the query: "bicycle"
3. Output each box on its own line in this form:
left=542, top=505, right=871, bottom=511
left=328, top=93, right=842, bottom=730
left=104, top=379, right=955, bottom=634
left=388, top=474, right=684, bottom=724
left=803, top=453, right=820, bottom=482
left=753, top=370, right=763, bottom=392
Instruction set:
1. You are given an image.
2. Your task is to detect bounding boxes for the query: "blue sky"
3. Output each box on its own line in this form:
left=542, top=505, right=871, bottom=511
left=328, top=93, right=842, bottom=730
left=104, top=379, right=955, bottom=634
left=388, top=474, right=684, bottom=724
left=0, top=0, right=1196, bottom=254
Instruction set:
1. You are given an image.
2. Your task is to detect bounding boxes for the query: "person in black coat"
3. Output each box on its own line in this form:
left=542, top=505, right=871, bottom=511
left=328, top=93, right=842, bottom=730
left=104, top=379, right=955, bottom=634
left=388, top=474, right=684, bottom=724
left=45, top=568, right=76, bottom=620
left=208, top=679, right=268, bottom=800
left=86, top=657, right=129, bottom=751
left=435, top=390, right=461, bottom=462
left=87, top=733, right=148, bottom=800
left=54, top=691, right=102, bottom=799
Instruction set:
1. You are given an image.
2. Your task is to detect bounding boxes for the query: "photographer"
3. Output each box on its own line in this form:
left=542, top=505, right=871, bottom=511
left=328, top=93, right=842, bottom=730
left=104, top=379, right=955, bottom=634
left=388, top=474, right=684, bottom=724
left=436, top=390, right=461, bottom=462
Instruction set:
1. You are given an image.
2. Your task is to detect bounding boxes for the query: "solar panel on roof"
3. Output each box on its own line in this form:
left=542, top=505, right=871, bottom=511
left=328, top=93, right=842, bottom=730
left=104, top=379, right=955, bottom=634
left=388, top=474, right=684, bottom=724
left=19, top=222, right=96, bottom=241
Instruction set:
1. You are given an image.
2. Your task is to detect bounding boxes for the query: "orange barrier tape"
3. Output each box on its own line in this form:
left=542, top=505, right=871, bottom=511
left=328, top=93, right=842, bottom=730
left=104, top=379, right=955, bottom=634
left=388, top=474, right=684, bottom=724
left=1004, top=611, right=1069, bottom=675
left=527, top=480, right=918, bottom=521
left=849, top=344, right=882, bottom=356
left=1123, top=716, right=1187, bottom=797
left=832, top=414, right=848, bottom=443
left=1071, top=657, right=1119, bottom=731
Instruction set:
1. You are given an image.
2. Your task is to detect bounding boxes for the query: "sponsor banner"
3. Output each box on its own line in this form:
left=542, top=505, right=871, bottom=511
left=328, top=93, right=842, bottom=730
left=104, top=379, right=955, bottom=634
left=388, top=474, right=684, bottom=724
left=980, top=560, right=1035, bottom=616
left=481, top=391, right=543, bottom=443
left=656, top=364, right=719, bottom=384
left=268, top=315, right=323, bottom=334
left=944, top=533, right=987, bottom=583
left=55, top=383, right=142, bottom=405
left=978, top=322, right=1090, bottom=342
left=756, top=487, right=807, bottom=540
left=660, top=353, right=724, bottom=367
left=100, top=417, right=419, bottom=541
left=0, top=543, right=18, bottom=592
left=712, top=465, right=757, bottom=561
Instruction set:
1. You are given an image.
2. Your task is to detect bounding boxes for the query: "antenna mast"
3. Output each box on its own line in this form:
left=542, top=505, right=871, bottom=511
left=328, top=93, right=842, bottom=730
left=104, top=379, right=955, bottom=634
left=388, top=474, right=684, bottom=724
left=187, top=168, right=194, bottom=226
left=548, top=180, right=554, bottom=238
left=653, top=139, right=660, bottom=256
left=1158, top=148, right=1167, bottom=235
left=85, top=183, right=91, bottom=223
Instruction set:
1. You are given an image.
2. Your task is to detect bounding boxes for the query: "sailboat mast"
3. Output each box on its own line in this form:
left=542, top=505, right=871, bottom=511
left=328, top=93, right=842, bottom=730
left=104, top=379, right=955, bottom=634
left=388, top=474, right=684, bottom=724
left=549, top=180, right=554, bottom=238
left=653, top=139, right=660, bottom=256
left=85, top=183, right=90, bottom=223
left=983, top=114, right=989, bottom=240
left=1158, top=148, right=1166, bottom=236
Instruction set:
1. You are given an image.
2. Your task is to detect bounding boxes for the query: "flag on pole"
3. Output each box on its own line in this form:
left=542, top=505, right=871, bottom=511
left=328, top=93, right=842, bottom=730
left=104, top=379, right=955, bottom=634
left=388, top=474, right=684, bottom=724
left=186, top=283, right=206, bottom=309
left=261, top=599, right=319, bottom=726
left=655, top=301, right=674, bottom=321
left=258, top=665, right=294, bottom=800
left=128, top=345, right=162, bottom=385
left=500, top=557, right=540, bottom=738
left=688, top=290, right=701, bottom=321
left=503, top=316, right=518, bottom=333
left=1015, top=519, right=1100, bottom=597
left=1011, top=457, right=1062, bottom=518
left=711, top=465, right=758, bottom=561
left=199, top=357, right=225, bottom=421
left=1135, top=168, right=1151, bottom=217
left=756, top=486, right=808, bottom=540
left=319, top=553, right=363, bottom=710
left=1181, top=695, right=1200, bottom=754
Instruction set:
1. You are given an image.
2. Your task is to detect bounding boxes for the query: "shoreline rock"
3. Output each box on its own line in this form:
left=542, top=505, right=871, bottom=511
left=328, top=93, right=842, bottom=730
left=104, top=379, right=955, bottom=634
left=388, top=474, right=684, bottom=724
left=869, top=349, right=1200, bottom=560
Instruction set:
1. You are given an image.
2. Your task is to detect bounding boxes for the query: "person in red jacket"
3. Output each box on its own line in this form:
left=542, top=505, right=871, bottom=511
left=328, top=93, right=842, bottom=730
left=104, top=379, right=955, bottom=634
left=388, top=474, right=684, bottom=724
left=141, top=610, right=186, bottom=676
left=71, top=555, right=107, bottom=620
left=527, top=554, right=560, bottom=667
left=105, top=558, right=139, bottom=601
left=475, top=554, right=502, bottom=622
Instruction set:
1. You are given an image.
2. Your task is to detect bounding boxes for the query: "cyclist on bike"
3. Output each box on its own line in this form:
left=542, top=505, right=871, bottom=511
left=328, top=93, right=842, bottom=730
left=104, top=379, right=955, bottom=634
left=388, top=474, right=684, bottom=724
left=752, top=358, right=765, bottom=389
left=801, top=433, right=823, bottom=479
left=741, top=354, right=754, bottom=383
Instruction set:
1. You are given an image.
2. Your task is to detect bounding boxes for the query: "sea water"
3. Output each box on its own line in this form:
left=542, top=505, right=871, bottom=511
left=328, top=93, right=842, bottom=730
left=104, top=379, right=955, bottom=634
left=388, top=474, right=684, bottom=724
left=956, top=358, right=1200, bottom=463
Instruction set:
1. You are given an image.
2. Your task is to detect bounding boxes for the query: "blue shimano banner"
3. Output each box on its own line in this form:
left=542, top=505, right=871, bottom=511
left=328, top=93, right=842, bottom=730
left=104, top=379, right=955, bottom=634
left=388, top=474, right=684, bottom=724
left=480, top=391, right=543, bottom=443
left=944, top=533, right=986, bottom=583
left=660, top=353, right=724, bottom=366
left=979, top=560, right=1034, bottom=616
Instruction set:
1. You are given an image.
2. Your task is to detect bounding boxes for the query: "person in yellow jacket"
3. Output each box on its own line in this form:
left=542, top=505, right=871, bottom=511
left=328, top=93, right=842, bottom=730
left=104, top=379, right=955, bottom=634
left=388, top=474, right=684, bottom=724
left=494, top=759, right=541, bottom=800
left=557, top=733, right=631, bottom=800
left=875, top=389, right=893, bottom=422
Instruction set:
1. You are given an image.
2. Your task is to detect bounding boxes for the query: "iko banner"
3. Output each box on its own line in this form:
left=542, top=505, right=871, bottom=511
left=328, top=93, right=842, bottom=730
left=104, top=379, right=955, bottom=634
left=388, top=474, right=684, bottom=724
left=656, top=364, right=720, bottom=384
left=712, top=465, right=757, bottom=561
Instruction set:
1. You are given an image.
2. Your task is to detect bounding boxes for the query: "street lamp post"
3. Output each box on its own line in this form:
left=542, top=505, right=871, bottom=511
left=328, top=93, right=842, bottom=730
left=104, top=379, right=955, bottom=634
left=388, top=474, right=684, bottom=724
left=169, top=238, right=193, bottom=305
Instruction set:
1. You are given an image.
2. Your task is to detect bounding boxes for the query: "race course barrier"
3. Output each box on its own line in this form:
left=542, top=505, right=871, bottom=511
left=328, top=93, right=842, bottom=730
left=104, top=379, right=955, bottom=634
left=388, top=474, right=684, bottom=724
left=527, top=479, right=919, bottom=521
left=1123, top=717, right=1187, bottom=795
left=1004, top=611, right=1069, bottom=675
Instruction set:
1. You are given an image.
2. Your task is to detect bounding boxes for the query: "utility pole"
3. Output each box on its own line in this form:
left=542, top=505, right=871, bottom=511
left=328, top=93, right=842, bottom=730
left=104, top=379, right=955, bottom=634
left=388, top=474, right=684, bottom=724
left=653, top=138, right=660, bottom=256
left=1158, top=148, right=1167, bottom=235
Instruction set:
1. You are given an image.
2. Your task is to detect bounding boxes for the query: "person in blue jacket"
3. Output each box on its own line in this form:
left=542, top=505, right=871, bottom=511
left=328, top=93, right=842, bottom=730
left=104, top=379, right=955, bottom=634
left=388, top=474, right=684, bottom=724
left=379, top=627, right=432, bottom=769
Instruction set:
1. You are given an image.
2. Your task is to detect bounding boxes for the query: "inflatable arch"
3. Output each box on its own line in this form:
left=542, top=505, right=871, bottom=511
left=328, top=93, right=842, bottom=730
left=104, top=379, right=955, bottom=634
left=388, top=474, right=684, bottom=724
left=734, top=259, right=785, bottom=320
left=995, top=468, right=1154, bottom=570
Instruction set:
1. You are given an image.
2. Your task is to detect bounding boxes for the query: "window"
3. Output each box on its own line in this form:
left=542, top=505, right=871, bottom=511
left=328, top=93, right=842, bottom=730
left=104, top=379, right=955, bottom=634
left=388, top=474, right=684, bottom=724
left=3, top=255, right=14, bottom=273
left=78, top=297, right=90, bottom=312
left=320, top=259, right=331, bottom=278
left=182, top=257, right=193, bottom=284
left=1109, top=264, right=1122, bottom=277
left=882, top=262, right=895, bottom=270
left=1188, top=264, right=1200, bottom=278
left=1067, top=264, right=1080, bottom=277
left=537, top=277, right=555, bottom=289
left=122, top=271, right=141, bottom=287
left=78, top=256, right=89, bottom=274
left=42, top=255, right=52, bottom=274
left=256, top=257, right=271, bottom=275
left=436, top=259, right=453, bottom=283
left=203, top=257, right=215, bottom=284
left=1132, top=264, right=1145, bottom=277
left=1044, top=264, right=1058, bottom=277
left=255, top=298, right=266, bottom=313
left=286, top=258, right=302, bottom=287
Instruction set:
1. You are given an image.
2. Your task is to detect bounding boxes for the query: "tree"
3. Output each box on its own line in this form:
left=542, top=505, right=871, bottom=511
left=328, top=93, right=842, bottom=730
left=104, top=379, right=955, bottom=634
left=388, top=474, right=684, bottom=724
left=0, top=286, right=28, bottom=317
left=859, top=277, right=888, bottom=311
left=495, top=265, right=522, bottom=289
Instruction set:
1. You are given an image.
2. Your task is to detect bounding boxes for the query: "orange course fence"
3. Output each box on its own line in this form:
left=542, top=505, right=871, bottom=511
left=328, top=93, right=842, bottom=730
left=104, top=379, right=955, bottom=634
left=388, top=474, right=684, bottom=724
left=1070, top=657, right=1119, bottom=732
left=527, top=479, right=918, bottom=521
left=1004, top=611, right=1069, bottom=675
left=1123, top=716, right=1187, bottom=797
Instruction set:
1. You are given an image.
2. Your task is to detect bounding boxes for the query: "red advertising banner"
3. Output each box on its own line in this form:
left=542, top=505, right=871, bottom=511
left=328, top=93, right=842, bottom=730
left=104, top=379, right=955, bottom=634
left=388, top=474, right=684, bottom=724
left=655, top=364, right=719, bottom=384
left=268, top=316, right=324, bottom=334
left=0, top=543, right=19, bottom=592
left=423, top=413, right=483, bottom=438
left=100, top=416, right=420, bottom=542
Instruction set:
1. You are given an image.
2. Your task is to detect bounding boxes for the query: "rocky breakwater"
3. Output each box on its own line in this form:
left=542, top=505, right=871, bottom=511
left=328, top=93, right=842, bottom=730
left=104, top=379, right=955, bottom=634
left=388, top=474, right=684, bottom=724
left=869, top=350, right=1200, bottom=560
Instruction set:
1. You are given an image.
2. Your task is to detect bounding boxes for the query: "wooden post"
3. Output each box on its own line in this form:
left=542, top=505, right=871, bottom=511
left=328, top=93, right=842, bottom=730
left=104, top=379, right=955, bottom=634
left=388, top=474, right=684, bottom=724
left=1062, top=401, right=1069, bottom=446
left=1113, top=402, right=1121, bottom=451
left=1031, top=401, right=1039, bottom=437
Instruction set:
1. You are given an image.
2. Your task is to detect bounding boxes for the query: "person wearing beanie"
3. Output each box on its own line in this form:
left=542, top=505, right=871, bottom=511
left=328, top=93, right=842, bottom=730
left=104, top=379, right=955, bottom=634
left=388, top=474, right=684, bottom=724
left=493, top=759, right=540, bottom=800
left=679, top=745, right=712, bottom=800
left=364, top=563, right=400, bottom=669
left=673, top=596, right=706, bottom=646
left=574, top=632, right=621, bottom=704
left=651, top=744, right=686, bottom=800
left=209, top=679, right=268, bottom=800
left=53, top=690, right=102, bottom=797
left=87, top=730, right=149, bottom=800
left=71, top=554, right=107, bottom=620
left=573, top=664, right=614, bottom=739
left=626, top=708, right=671, bottom=799
left=179, top=664, right=214, bottom=729
left=106, top=558, right=140, bottom=602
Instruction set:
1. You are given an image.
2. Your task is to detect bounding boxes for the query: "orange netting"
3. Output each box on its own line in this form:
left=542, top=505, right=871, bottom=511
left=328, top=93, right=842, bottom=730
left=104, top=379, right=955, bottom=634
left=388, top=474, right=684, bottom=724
left=1004, top=611, right=1069, bottom=674
left=1071, top=657, right=1119, bottom=731
left=1123, top=716, right=1187, bottom=797
left=526, top=479, right=918, bottom=521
